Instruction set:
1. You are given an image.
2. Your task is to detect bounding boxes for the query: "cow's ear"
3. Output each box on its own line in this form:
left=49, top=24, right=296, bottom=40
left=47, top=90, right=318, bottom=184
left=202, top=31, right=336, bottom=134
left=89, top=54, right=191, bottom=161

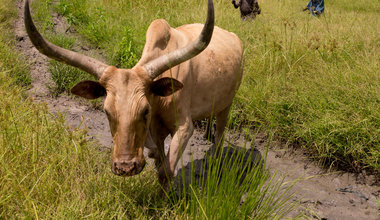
left=151, top=77, right=183, bottom=97
left=71, top=80, right=106, bottom=99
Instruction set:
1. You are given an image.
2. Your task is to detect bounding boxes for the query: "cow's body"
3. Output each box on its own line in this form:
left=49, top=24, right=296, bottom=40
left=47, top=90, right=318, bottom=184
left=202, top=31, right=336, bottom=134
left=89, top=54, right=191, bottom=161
left=138, top=20, right=243, bottom=181
left=25, top=0, right=243, bottom=189
left=139, top=20, right=242, bottom=121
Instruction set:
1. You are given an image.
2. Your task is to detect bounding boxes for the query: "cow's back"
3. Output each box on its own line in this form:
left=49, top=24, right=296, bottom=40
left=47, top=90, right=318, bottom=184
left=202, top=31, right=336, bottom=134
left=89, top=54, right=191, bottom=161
left=176, top=24, right=243, bottom=119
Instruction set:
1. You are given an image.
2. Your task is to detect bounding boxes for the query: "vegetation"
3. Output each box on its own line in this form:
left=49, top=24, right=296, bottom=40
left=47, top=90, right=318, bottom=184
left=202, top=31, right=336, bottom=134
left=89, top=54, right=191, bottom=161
left=29, top=0, right=379, bottom=171
left=172, top=143, right=298, bottom=219
left=0, top=0, right=30, bottom=86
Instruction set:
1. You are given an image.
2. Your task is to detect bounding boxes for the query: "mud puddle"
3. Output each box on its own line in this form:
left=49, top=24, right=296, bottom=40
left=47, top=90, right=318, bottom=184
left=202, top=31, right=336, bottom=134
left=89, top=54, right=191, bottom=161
left=14, top=1, right=379, bottom=219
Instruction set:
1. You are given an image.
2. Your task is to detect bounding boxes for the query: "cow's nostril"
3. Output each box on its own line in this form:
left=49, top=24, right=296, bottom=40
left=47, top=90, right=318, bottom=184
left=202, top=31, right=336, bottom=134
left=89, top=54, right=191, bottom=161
left=112, top=159, right=144, bottom=176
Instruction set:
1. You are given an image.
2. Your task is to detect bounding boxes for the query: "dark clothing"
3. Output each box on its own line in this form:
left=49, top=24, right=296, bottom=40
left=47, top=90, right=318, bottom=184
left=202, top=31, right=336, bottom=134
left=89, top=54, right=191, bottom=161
left=306, top=0, right=324, bottom=16
left=232, top=0, right=261, bottom=20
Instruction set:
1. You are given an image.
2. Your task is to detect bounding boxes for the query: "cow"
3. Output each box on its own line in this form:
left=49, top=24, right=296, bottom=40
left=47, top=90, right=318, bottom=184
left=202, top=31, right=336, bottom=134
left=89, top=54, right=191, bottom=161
left=24, top=0, right=243, bottom=188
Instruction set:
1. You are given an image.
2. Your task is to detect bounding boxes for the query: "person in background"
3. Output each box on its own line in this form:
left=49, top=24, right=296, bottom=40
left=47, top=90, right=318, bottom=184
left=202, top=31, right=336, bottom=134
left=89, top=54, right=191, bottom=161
left=232, top=0, right=261, bottom=20
left=303, top=0, right=324, bottom=16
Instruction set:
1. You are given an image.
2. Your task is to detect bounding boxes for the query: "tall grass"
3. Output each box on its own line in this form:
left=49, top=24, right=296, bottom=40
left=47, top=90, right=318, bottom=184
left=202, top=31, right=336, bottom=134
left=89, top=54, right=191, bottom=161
left=232, top=0, right=380, bottom=171
left=29, top=0, right=379, bottom=172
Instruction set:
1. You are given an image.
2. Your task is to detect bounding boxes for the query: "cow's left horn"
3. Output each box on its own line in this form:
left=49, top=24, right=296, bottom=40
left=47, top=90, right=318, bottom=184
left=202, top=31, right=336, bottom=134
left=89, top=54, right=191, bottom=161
left=143, top=0, right=214, bottom=79
left=24, top=0, right=108, bottom=79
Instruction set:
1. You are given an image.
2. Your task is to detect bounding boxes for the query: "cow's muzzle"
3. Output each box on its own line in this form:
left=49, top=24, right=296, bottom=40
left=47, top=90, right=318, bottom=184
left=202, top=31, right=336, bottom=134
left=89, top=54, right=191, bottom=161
left=112, top=158, right=146, bottom=176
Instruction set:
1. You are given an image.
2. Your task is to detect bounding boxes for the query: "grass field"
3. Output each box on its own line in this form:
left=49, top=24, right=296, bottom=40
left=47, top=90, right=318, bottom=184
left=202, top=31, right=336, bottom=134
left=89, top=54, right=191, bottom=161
left=29, top=0, right=379, bottom=171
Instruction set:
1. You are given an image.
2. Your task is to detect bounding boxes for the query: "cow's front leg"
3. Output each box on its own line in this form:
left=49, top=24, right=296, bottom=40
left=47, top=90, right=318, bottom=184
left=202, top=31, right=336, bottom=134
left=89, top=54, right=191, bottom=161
left=158, top=118, right=194, bottom=189
left=145, top=131, right=165, bottom=169
left=145, top=123, right=170, bottom=169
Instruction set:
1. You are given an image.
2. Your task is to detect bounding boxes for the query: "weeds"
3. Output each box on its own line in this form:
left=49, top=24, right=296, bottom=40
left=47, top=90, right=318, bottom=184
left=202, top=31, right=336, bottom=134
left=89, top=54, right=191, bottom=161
left=113, top=27, right=139, bottom=68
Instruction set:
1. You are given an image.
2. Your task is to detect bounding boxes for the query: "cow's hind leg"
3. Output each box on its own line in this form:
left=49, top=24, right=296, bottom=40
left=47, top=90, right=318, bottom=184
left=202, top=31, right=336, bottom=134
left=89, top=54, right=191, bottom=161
left=214, top=105, right=231, bottom=150
left=203, top=116, right=214, bottom=141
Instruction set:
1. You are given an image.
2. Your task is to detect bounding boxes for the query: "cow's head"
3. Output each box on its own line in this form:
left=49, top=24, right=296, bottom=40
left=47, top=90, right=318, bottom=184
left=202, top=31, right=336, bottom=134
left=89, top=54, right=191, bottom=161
left=24, top=0, right=214, bottom=176
left=69, top=67, right=185, bottom=176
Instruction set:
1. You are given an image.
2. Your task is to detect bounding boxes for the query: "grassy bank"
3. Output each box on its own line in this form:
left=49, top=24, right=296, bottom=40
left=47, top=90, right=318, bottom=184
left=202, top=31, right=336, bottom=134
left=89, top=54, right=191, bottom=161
left=1, top=0, right=297, bottom=218
left=29, top=0, right=379, bottom=172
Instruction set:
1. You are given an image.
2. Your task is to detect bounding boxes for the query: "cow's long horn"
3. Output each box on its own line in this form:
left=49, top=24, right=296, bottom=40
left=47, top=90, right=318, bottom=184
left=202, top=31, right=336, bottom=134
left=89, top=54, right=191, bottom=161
left=143, top=0, right=214, bottom=79
left=24, top=0, right=108, bottom=79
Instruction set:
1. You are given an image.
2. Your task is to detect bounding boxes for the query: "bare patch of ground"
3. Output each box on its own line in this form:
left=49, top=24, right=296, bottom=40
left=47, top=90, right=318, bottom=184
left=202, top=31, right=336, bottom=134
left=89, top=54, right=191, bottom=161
left=14, top=0, right=379, bottom=219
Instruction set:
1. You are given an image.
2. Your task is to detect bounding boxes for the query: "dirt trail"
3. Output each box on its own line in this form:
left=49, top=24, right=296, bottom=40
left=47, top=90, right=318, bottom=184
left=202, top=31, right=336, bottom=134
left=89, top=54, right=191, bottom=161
left=14, top=0, right=379, bottom=219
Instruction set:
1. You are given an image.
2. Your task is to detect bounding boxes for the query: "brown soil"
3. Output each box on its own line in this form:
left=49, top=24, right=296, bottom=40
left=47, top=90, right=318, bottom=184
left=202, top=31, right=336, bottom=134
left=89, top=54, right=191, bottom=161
left=14, top=1, right=379, bottom=219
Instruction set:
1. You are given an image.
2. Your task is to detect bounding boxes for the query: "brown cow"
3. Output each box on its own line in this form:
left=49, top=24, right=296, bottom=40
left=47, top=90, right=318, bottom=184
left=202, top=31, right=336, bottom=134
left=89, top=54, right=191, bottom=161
left=24, top=0, right=243, bottom=188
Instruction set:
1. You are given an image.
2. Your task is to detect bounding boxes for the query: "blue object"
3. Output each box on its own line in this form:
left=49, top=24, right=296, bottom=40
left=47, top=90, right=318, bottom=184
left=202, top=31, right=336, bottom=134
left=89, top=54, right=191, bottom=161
left=307, top=0, right=324, bottom=16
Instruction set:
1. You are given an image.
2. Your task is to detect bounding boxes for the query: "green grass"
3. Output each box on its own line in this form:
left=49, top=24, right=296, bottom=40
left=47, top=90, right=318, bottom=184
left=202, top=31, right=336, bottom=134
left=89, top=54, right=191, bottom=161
left=232, top=0, right=380, bottom=171
left=28, top=0, right=379, bottom=172
left=173, top=141, right=299, bottom=219
left=0, top=0, right=30, bottom=87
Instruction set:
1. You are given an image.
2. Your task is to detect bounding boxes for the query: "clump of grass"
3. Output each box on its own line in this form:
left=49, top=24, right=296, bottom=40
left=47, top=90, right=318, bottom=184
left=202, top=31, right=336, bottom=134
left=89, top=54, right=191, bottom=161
left=45, top=34, right=95, bottom=95
left=49, top=60, right=92, bottom=95
left=171, top=142, right=298, bottom=219
left=54, top=0, right=141, bottom=68
left=112, top=27, right=139, bottom=68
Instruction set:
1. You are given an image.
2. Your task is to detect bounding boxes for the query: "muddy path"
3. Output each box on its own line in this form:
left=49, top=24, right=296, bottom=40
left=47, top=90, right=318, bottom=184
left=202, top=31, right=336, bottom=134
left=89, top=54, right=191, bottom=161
left=14, top=1, right=379, bottom=219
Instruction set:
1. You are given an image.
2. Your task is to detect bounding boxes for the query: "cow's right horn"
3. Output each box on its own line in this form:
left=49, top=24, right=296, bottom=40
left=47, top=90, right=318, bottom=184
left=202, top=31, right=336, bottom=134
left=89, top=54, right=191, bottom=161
left=24, top=0, right=108, bottom=79
left=143, top=0, right=215, bottom=79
